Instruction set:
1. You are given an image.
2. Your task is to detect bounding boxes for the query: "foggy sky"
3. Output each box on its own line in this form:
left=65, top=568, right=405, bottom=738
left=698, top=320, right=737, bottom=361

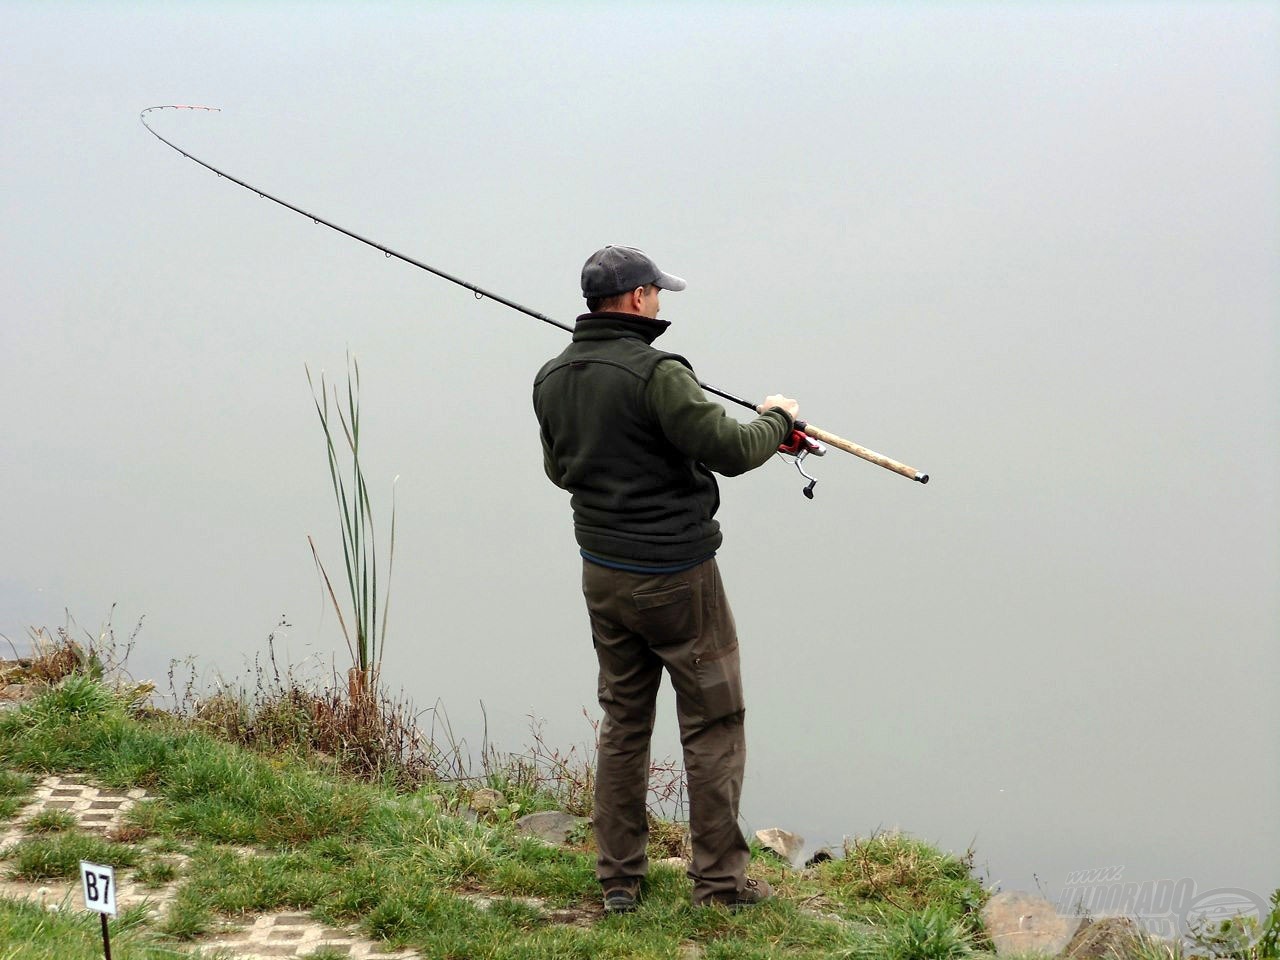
left=2, top=2, right=1277, bottom=901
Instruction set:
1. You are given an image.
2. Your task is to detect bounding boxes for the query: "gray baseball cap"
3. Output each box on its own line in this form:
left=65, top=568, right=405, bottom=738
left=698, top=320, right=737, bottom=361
left=581, top=245, right=687, bottom=299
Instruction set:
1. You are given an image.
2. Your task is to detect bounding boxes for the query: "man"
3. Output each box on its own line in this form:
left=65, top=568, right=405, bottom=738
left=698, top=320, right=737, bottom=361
left=532, top=244, right=800, bottom=912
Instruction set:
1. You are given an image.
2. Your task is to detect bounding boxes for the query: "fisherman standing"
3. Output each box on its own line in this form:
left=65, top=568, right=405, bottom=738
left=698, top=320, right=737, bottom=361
left=532, top=245, right=800, bottom=912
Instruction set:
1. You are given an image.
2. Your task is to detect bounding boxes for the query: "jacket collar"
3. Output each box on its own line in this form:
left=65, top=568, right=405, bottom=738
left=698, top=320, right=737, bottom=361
left=572, top=311, right=670, bottom=344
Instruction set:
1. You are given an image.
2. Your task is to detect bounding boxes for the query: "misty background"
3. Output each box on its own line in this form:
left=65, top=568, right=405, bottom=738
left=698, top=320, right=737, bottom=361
left=2, top=2, right=1276, bottom=903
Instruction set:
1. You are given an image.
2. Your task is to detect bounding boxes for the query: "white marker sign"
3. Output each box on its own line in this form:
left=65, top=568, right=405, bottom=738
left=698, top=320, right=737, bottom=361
left=80, top=860, right=117, bottom=916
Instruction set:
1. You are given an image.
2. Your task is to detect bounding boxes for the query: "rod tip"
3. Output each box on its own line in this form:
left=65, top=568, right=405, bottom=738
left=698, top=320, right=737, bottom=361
left=915, top=472, right=929, bottom=484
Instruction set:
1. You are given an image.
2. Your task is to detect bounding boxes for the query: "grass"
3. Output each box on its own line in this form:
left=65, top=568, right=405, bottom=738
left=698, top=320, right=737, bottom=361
left=0, top=677, right=994, bottom=958
left=822, top=832, right=986, bottom=927
left=22, top=810, right=77, bottom=834
left=169, top=633, right=440, bottom=789
left=2, top=534, right=1272, bottom=956
left=132, top=858, right=179, bottom=888
left=10, top=665, right=1275, bottom=959
left=0, top=770, right=32, bottom=819
left=0, top=898, right=207, bottom=960
left=7, top=831, right=140, bottom=881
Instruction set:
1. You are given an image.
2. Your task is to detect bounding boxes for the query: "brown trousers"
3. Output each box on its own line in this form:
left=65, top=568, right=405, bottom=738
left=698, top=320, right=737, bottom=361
left=581, top=557, right=750, bottom=904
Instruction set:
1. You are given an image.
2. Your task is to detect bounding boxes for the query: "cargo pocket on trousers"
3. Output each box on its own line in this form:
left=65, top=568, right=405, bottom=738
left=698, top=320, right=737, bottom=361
left=695, top=640, right=744, bottom=723
left=632, top=582, right=698, bottom=645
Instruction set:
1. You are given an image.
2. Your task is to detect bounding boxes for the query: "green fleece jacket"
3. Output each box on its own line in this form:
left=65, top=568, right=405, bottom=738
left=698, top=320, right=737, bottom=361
left=533, top=312, right=792, bottom=565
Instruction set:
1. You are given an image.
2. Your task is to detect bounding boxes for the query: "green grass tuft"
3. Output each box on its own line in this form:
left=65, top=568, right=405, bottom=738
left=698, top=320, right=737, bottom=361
left=818, top=832, right=987, bottom=930
left=133, top=856, right=180, bottom=887
left=23, top=809, right=78, bottom=834
left=872, top=905, right=978, bottom=959
left=6, top=831, right=140, bottom=881
left=0, top=898, right=203, bottom=960
left=27, top=674, right=121, bottom=720
left=1, top=686, right=377, bottom=849
left=159, top=881, right=216, bottom=941
left=0, top=767, right=34, bottom=818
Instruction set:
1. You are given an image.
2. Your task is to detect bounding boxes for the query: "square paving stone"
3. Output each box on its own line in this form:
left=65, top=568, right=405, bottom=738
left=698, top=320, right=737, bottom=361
left=273, top=914, right=311, bottom=925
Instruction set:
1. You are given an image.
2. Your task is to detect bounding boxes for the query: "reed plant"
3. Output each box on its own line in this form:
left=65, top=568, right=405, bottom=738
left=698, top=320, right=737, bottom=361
left=306, top=356, right=397, bottom=699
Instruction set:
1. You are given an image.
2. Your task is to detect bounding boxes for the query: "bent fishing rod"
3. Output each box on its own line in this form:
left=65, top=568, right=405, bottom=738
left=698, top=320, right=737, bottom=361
left=140, top=105, right=929, bottom=488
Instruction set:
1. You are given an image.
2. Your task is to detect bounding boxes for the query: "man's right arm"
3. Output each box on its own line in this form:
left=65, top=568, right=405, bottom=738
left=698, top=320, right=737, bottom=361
left=539, top=429, right=566, bottom=488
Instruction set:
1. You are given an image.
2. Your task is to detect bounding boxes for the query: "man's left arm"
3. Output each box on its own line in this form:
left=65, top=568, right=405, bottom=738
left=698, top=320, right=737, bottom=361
left=648, top=360, right=792, bottom=476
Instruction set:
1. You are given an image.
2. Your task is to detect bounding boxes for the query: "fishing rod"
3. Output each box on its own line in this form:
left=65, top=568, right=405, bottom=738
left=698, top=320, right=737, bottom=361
left=140, top=105, right=929, bottom=489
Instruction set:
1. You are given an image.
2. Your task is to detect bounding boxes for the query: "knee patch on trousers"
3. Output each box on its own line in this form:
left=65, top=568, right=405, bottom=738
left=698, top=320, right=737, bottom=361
left=694, top=639, right=744, bottom=723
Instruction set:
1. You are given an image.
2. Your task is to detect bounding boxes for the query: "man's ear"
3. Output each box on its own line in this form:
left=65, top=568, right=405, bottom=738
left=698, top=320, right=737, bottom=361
left=629, top=286, right=646, bottom=311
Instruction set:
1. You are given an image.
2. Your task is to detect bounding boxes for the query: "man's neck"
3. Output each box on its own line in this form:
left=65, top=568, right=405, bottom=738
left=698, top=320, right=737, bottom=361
left=574, top=311, right=671, bottom=342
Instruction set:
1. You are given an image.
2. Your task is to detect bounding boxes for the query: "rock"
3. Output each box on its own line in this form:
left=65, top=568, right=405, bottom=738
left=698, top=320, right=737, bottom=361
left=1062, top=917, right=1144, bottom=958
left=654, top=856, right=689, bottom=871
left=469, top=788, right=505, bottom=814
left=755, top=827, right=805, bottom=866
left=981, top=890, right=1083, bottom=956
left=515, top=811, right=587, bottom=846
left=0, top=661, right=31, bottom=684
left=463, top=892, right=545, bottom=914
left=805, top=848, right=834, bottom=868
left=0, top=684, right=36, bottom=702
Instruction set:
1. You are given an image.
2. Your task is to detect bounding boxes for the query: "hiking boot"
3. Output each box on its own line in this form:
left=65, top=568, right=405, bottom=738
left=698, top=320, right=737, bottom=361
left=602, top=878, right=640, bottom=914
left=709, top=877, right=773, bottom=909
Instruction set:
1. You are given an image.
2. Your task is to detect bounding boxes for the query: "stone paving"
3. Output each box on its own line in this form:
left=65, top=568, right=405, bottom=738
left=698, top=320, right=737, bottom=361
left=198, top=912, right=416, bottom=959
left=1, top=774, right=420, bottom=959
left=0, top=772, right=148, bottom=845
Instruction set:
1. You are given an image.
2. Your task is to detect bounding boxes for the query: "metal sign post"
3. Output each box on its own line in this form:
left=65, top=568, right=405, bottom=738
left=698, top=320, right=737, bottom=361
left=79, top=860, right=116, bottom=960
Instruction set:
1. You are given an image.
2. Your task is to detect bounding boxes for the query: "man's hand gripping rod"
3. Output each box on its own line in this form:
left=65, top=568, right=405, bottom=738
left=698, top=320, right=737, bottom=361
left=703, top=383, right=929, bottom=489
left=140, top=104, right=930, bottom=490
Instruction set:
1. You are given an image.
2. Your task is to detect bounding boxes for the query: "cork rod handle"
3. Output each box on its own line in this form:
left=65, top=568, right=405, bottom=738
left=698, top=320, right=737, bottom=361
left=800, top=421, right=929, bottom=484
